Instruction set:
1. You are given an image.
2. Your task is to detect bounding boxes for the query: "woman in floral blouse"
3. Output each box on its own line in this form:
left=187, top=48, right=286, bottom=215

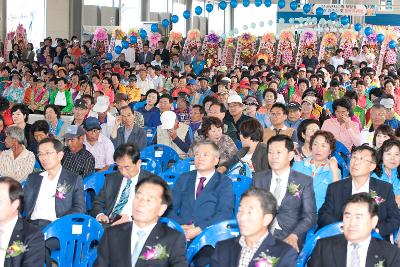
left=28, top=78, right=49, bottom=113
left=2, top=73, right=25, bottom=104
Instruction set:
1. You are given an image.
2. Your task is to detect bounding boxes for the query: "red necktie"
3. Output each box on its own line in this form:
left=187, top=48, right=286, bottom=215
left=195, top=177, right=207, bottom=199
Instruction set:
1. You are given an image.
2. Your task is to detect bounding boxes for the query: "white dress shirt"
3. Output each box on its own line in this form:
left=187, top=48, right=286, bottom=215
left=195, top=171, right=215, bottom=199
left=352, top=179, right=370, bottom=195
left=112, top=171, right=140, bottom=217
left=137, top=78, right=155, bottom=95
left=30, top=167, right=63, bottom=221
left=0, top=216, right=18, bottom=267
left=270, top=168, right=291, bottom=206
left=54, top=91, right=67, bottom=106
left=130, top=221, right=157, bottom=255
left=346, top=236, right=371, bottom=267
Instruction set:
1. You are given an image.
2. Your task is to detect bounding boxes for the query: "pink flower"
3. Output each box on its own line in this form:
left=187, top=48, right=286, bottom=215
left=255, top=259, right=272, bottom=267
left=142, top=248, right=157, bottom=260
left=295, top=191, right=301, bottom=199
left=375, top=196, right=384, bottom=204
left=55, top=191, right=66, bottom=200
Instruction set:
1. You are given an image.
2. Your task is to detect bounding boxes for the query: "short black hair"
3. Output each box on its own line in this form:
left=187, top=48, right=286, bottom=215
left=202, top=96, right=219, bottom=107
left=38, top=137, right=64, bottom=152
left=332, top=97, right=354, bottom=117
left=160, top=94, right=173, bottom=104
left=192, top=104, right=205, bottom=115
left=263, top=88, right=277, bottom=100
left=351, top=145, right=376, bottom=163
left=31, top=120, right=50, bottom=134
left=145, top=89, right=160, bottom=105
left=240, top=187, right=277, bottom=217
left=113, top=144, right=141, bottom=164
left=81, top=94, right=95, bottom=105
left=210, top=102, right=227, bottom=113
left=0, top=176, right=24, bottom=211
left=135, top=175, right=172, bottom=206
left=343, top=192, right=378, bottom=218
left=239, top=118, right=263, bottom=142
left=267, top=134, right=294, bottom=152
left=271, top=102, right=288, bottom=115
left=44, top=104, right=62, bottom=119
left=11, top=104, right=30, bottom=122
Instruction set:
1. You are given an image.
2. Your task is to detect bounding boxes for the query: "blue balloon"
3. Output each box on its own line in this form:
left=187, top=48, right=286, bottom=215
left=195, top=6, right=203, bottom=15
left=290, top=1, right=297, bottom=10
left=219, top=1, right=227, bottom=10
left=171, top=15, right=179, bottom=23
left=255, top=0, right=263, bottom=7
left=162, top=19, right=170, bottom=28
left=243, top=0, right=250, bottom=7
left=106, top=52, right=112, bottom=61
left=115, top=45, right=122, bottom=55
left=303, top=3, right=311, bottom=14
left=329, top=12, right=337, bottom=21
left=231, top=0, right=238, bottom=8
left=139, top=29, right=147, bottom=39
left=121, top=40, right=129, bottom=49
left=206, top=3, right=213, bottom=12
left=364, top=26, right=373, bottom=36
left=151, top=23, right=158, bottom=33
left=376, top=33, right=385, bottom=43
left=264, top=0, right=272, bottom=7
left=341, top=16, right=349, bottom=26
left=183, top=10, right=190, bottom=19
left=130, top=35, right=137, bottom=44
left=354, top=23, right=362, bottom=32
left=316, top=7, right=324, bottom=16
left=389, top=40, right=397, bottom=49
left=278, top=0, right=285, bottom=9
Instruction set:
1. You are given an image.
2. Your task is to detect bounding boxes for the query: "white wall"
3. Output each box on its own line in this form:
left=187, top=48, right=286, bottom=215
left=46, top=0, right=70, bottom=38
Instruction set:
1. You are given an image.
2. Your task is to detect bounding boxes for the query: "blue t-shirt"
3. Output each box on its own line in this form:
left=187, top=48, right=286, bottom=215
left=137, top=106, right=161, bottom=127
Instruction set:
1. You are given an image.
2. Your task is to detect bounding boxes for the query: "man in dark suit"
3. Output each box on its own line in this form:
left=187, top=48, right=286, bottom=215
left=253, top=135, right=317, bottom=252
left=309, top=193, right=400, bottom=267
left=91, top=143, right=154, bottom=226
left=94, top=175, right=187, bottom=267
left=211, top=188, right=297, bottom=267
left=110, top=105, right=147, bottom=150
left=23, top=138, right=85, bottom=229
left=167, top=139, right=234, bottom=239
left=155, top=40, right=170, bottom=65
left=137, top=43, right=154, bottom=64
left=0, top=177, right=45, bottom=267
left=318, top=145, right=400, bottom=240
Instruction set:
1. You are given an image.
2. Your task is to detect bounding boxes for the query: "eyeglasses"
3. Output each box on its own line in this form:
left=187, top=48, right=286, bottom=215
left=350, top=155, right=375, bottom=164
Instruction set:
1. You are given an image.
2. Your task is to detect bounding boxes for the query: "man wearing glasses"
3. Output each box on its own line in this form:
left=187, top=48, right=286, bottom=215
left=318, top=145, right=400, bottom=240
left=83, top=117, right=115, bottom=172
left=91, top=144, right=155, bottom=226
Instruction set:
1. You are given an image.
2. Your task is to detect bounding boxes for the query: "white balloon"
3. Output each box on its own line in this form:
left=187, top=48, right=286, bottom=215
left=268, top=20, right=273, bottom=26
left=234, top=28, right=239, bottom=34
left=259, top=21, right=265, bottom=27
left=279, top=18, right=285, bottom=24
left=289, top=18, right=295, bottom=24
left=251, top=22, right=256, bottom=29
left=243, top=25, right=248, bottom=30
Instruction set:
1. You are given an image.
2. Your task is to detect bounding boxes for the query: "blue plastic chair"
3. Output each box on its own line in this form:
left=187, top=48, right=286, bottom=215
left=227, top=161, right=252, bottom=178
left=140, top=144, right=180, bottom=173
left=333, top=140, right=351, bottom=178
left=20, top=179, right=26, bottom=188
left=133, top=100, right=146, bottom=111
left=143, top=126, right=157, bottom=145
left=169, top=157, right=196, bottom=173
left=43, top=214, right=104, bottom=267
left=161, top=169, right=181, bottom=189
left=234, top=139, right=242, bottom=150
left=159, top=217, right=185, bottom=236
left=141, top=157, right=160, bottom=175
left=297, top=222, right=383, bottom=267
left=83, top=169, right=114, bottom=210
left=186, top=220, right=240, bottom=264
left=228, top=175, right=253, bottom=215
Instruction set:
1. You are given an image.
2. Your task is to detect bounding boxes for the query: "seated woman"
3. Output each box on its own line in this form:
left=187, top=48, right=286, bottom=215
left=292, top=130, right=340, bottom=211
left=11, top=104, right=35, bottom=147
left=49, top=77, right=74, bottom=115
left=0, top=126, right=35, bottom=181
left=44, top=105, right=68, bottom=139
left=372, top=139, right=400, bottom=207
left=218, top=118, right=269, bottom=173
left=27, top=77, right=49, bottom=114
left=190, top=116, right=237, bottom=166
left=137, top=89, right=161, bottom=127
left=243, top=96, right=270, bottom=128
left=295, top=119, right=320, bottom=161
left=2, top=73, right=25, bottom=105
left=373, top=124, right=395, bottom=149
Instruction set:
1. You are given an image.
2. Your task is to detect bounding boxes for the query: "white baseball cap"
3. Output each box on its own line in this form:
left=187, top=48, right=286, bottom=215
left=227, top=94, right=243, bottom=104
left=160, top=111, right=177, bottom=130
left=92, top=96, right=110, bottom=113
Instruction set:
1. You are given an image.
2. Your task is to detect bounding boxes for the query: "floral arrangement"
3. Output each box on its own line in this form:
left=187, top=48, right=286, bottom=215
left=139, top=244, right=169, bottom=260
left=370, top=190, right=385, bottom=205
left=5, top=241, right=28, bottom=258
left=254, top=252, right=279, bottom=267
left=221, top=37, right=236, bottom=67
left=4, top=24, right=27, bottom=60
left=113, top=28, right=126, bottom=40
left=94, top=28, right=108, bottom=41
left=55, top=182, right=71, bottom=200
left=166, top=31, right=183, bottom=50
left=128, top=28, right=139, bottom=38
left=258, top=33, right=276, bottom=65
left=340, top=30, right=358, bottom=60
left=149, top=32, right=162, bottom=50
left=202, top=33, right=222, bottom=68
left=276, top=31, right=296, bottom=65
left=93, top=28, right=109, bottom=54
left=182, top=29, right=202, bottom=57
left=287, top=182, right=301, bottom=198
left=319, top=32, right=338, bottom=62
left=238, top=33, right=256, bottom=45
left=374, top=260, right=385, bottom=267
left=234, top=33, right=257, bottom=66
left=295, top=30, right=317, bottom=67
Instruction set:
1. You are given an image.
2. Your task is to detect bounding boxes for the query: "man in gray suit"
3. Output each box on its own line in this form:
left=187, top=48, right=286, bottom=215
left=137, top=44, right=154, bottom=64
left=253, top=134, right=317, bottom=252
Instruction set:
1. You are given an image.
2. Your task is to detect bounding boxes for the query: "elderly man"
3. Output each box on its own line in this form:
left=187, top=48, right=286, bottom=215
left=94, top=175, right=187, bottom=267
left=318, top=145, right=400, bottom=240
left=62, top=125, right=95, bottom=178
left=310, top=193, right=400, bottom=266
left=154, top=111, right=192, bottom=157
left=253, top=135, right=317, bottom=252
left=224, top=94, right=251, bottom=137
left=211, top=188, right=297, bottom=267
left=83, top=117, right=115, bottom=172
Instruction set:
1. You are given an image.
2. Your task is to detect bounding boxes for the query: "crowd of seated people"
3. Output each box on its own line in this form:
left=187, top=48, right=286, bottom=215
left=0, top=36, right=400, bottom=266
